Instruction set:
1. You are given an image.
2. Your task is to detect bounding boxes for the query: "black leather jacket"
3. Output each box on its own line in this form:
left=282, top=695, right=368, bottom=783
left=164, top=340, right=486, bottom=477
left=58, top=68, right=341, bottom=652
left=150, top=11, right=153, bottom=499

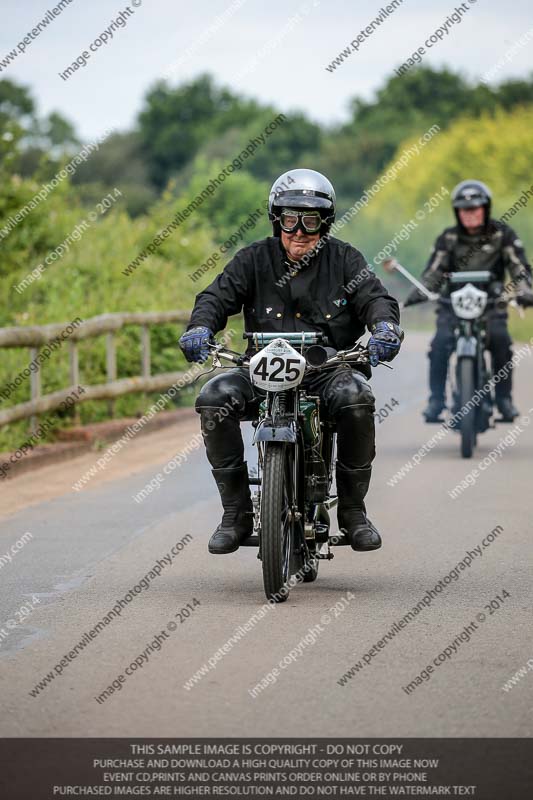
left=421, top=220, right=532, bottom=296
left=188, top=236, right=400, bottom=351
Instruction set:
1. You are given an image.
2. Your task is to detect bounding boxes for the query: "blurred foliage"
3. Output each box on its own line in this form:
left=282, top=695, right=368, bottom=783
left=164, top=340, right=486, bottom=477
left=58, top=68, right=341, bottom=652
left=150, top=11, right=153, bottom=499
left=71, top=131, right=156, bottom=216
left=319, top=68, right=533, bottom=205
left=0, top=78, right=79, bottom=170
left=0, top=187, right=220, bottom=450
left=1, top=67, right=533, bottom=451
left=174, top=156, right=270, bottom=243
left=347, top=105, right=533, bottom=293
left=137, top=74, right=262, bottom=188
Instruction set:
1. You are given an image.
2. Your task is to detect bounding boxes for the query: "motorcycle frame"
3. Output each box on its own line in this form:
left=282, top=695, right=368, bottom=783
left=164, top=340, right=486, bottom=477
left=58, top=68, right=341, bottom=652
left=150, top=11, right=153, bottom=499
left=449, top=310, right=493, bottom=429
left=251, top=385, right=338, bottom=561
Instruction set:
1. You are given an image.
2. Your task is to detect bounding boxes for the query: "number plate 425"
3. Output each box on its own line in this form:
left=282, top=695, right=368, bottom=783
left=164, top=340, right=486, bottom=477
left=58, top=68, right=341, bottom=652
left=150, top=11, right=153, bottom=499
left=249, top=338, right=306, bottom=391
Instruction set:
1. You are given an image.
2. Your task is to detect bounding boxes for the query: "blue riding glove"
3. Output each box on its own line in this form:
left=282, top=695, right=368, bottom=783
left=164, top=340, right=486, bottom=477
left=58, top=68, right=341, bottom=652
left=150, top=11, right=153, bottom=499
left=368, top=321, right=403, bottom=367
left=179, top=326, right=214, bottom=363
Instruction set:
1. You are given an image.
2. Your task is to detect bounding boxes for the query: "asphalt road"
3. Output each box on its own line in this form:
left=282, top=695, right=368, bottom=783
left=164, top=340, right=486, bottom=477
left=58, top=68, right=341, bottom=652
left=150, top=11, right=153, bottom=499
left=1, top=332, right=532, bottom=737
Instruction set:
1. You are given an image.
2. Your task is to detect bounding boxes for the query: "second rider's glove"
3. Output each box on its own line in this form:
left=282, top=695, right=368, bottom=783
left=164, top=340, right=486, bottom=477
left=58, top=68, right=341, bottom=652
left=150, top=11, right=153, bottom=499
left=516, top=290, right=533, bottom=308
left=179, top=326, right=214, bottom=363
left=368, top=321, right=403, bottom=367
left=404, top=288, right=428, bottom=307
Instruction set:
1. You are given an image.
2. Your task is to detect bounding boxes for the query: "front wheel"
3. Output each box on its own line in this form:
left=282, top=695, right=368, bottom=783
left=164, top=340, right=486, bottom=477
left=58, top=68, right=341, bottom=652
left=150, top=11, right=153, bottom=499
left=458, top=358, right=476, bottom=459
left=261, top=442, right=299, bottom=602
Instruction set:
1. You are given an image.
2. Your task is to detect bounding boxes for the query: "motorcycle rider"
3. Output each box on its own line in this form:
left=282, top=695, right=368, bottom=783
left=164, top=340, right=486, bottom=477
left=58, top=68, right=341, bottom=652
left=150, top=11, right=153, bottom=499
left=406, top=180, right=533, bottom=422
left=179, top=169, right=403, bottom=555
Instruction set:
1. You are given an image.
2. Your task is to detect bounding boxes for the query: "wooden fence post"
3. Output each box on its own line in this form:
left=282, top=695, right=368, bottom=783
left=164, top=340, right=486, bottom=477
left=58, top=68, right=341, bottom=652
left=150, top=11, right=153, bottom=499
left=29, top=347, right=41, bottom=436
left=0, top=310, right=192, bottom=429
left=69, top=340, right=80, bottom=424
left=141, top=325, right=151, bottom=378
left=140, top=325, right=151, bottom=414
left=106, top=333, right=116, bottom=417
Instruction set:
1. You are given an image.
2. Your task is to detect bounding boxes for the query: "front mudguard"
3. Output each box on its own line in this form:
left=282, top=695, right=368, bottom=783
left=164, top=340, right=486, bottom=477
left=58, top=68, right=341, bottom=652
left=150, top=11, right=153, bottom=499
left=253, top=420, right=297, bottom=443
left=456, top=336, right=477, bottom=358
left=455, top=337, right=491, bottom=433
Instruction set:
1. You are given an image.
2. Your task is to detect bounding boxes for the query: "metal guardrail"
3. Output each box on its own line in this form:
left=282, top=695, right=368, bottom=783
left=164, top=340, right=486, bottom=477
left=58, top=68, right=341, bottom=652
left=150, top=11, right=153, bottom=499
left=0, top=311, right=192, bottom=430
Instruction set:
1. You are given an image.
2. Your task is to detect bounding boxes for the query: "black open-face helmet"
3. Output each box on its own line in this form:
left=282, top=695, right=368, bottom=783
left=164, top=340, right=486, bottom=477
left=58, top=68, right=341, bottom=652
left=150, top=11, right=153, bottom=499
left=268, top=168, right=336, bottom=237
left=452, top=179, right=492, bottom=230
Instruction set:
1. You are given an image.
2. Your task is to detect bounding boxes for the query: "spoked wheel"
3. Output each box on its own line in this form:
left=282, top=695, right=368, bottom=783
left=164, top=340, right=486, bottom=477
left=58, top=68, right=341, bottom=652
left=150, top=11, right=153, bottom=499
left=261, top=442, right=302, bottom=602
left=459, top=358, right=476, bottom=459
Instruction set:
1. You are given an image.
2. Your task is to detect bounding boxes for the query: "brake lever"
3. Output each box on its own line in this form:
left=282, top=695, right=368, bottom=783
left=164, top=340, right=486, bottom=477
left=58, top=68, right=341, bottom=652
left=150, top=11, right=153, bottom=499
left=331, top=345, right=369, bottom=362
left=208, top=342, right=249, bottom=365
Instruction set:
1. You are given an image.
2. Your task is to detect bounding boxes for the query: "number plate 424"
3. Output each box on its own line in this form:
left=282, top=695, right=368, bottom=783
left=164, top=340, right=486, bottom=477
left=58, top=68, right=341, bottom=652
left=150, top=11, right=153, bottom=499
left=249, top=339, right=306, bottom=391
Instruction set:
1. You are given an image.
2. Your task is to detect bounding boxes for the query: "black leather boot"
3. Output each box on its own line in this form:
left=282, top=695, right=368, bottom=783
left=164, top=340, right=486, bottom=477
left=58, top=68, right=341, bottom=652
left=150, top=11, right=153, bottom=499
left=496, top=396, right=519, bottom=421
left=208, top=464, right=253, bottom=554
left=423, top=396, right=445, bottom=422
left=336, top=464, right=382, bottom=551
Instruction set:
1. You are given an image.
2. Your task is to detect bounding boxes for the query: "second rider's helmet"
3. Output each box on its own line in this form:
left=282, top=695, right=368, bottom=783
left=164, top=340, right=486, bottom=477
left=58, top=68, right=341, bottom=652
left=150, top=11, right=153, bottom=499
left=452, top=179, right=492, bottom=229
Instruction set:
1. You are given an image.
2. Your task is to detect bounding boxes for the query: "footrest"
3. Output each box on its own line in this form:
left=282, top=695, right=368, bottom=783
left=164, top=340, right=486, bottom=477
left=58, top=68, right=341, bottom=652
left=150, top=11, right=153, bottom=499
left=494, top=417, right=518, bottom=423
left=241, top=534, right=350, bottom=547
left=329, top=534, right=351, bottom=546
left=240, top=535, right=260, bottom=547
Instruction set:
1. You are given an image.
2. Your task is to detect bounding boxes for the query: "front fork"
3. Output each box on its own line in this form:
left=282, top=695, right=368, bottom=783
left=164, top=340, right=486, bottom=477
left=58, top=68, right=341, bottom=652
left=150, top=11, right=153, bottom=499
left=455, top=322, right=491, bottom=426
left=252, top=391, right=303, bottom=560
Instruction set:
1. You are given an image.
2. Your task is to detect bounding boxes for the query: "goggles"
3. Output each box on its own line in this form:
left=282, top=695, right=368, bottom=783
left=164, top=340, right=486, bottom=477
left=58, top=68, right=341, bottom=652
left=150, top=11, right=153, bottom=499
left=277, top=208, right=323, bottom=234
left=453, top=192, right=486, bottom=209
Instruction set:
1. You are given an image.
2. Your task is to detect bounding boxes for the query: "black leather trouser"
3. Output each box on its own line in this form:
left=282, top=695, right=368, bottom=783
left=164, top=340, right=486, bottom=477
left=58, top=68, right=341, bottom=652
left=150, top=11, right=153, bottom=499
left=195, top=366, right=376, bottom=471
left=429, top=306, right=513, bottom=402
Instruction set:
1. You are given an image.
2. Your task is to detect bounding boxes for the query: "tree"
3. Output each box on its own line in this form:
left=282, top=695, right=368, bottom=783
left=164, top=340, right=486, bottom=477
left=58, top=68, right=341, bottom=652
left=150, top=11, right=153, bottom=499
left=316, top=67, right=533, bottom=203
left=72, top=131, right=156, bottom=216
left=0, top=79, right=34, bottom=129
left=137, top=75, right=261, bottom=188
left=495, top=77, right=533, bottom=110
left=0, top=79, right=80, bottom=175
left=0, top=79, right=34, bottom=165
left=344, top=105, right=533, bottom=283
left=42, top=111, right=79, bottom=150
left=349, top=68, right=472, bottom=128
left=237, top=109, right=322, bottom=182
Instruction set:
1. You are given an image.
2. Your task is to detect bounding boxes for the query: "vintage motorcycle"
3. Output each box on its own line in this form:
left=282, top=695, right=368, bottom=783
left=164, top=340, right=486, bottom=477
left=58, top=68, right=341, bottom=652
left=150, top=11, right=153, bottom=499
left=389, top=257, right=530, bottom=458
left=435, top=270, right=505, bottom=458
left=202, top=333, right=372, bottom=602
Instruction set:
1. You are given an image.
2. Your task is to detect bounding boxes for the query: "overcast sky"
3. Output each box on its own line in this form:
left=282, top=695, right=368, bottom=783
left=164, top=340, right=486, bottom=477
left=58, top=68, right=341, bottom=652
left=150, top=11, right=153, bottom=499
left=1, top=0, right=532, bottom=140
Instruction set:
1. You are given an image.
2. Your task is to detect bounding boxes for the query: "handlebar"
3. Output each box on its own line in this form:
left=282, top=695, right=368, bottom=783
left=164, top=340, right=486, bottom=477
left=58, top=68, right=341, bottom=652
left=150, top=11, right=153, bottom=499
left=207, top=340, right=371, bottom=369
left=387, top=259, right=532, bottom=313
left=405, top=292, right=522, bottom=309
left=437, top=295, right=502, bottom=307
